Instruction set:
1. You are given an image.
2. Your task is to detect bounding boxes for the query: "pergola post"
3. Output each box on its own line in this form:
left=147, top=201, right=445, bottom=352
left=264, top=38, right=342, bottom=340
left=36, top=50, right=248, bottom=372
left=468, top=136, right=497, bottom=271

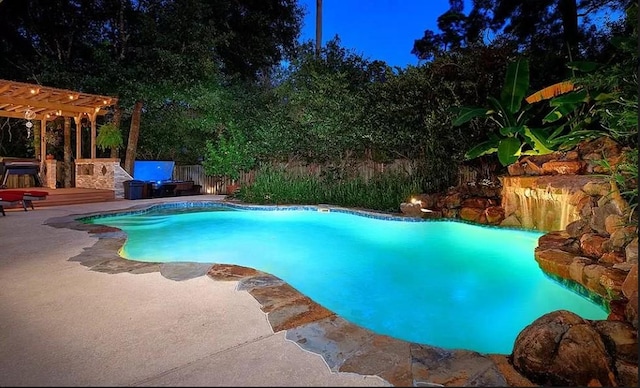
left=90, top=113, right=97, bottom=159
left=39, top=117, right=46, bottom=163
left=63, top=117, right=72, bottom=187
left=76, top=118, right=82, bottom=159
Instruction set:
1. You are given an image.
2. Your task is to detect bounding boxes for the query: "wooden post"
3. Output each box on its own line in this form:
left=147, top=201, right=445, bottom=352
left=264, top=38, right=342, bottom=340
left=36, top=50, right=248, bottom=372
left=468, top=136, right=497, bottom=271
left=34, top=119, right=42, bottom=162
left=40, top=118, right=46, bottom=163
left=90, top=114, right=97, bottom=159
left=76, top=116, right=82, bottom=159
left=63, top=117, right=72, bottom=187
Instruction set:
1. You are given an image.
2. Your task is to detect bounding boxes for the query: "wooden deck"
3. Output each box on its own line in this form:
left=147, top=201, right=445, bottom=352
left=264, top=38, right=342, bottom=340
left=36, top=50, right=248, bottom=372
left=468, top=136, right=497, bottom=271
left=0, top=187, right=116, bottom=208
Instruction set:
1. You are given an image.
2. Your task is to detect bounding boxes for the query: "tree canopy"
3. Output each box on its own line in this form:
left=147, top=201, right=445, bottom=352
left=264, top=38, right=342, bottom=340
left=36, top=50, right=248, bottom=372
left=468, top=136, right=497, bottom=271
left=412, top=0, right=631, bottom=62
left=0, top=0, right=304, bottom=92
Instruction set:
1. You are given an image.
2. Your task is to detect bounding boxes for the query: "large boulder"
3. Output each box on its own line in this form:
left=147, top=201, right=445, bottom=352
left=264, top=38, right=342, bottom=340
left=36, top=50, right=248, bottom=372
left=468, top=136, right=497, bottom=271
left=534, top=248, right=576, bottom=279
left=512, top=310, right=617, bottom=386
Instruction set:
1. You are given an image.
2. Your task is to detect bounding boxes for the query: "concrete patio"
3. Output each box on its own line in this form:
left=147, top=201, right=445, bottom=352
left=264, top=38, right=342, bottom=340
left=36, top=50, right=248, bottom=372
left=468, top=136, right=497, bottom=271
left=0, top=196, right=388, bottom=387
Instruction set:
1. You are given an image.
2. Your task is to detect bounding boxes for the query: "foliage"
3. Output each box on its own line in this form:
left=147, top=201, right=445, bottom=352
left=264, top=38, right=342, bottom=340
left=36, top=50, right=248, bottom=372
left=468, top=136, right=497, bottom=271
left=0, top=118, right=35, bottom=157
left=202, top=122, right=255, bottom=181
left=254, top=38, right=373, bottom=167
left=412, top=0, right=477, bottom=61
left=132, top=74, right=270, bottom=165
left=135, top=78, right=228, bottom=163
left=453, top=4, right=637, bottom=168
left=453, top=53, right=636, bottom=167
left=238, top=164, right=422, bottom=213
left=453, top=58, right=558, bottom=166
left=364, top=45, right=515, bottom=190
left=595, top=148, right=638, bottom=224
left=564, top=4, right=638, bottom=223
left=413, top=0, right=631, bottom=62
left=529, top=63, right=610, bottom=151
left=615, top=149, right=638, bottom=223
left=96, top=122, right=123, bottom=151
left=566, top=3, right=637, bottom=147
left=530, top=4, right=638, bottom=151
left=43, top=130, right=61, bottom=147
left=0, top=0, right=304, bottom=86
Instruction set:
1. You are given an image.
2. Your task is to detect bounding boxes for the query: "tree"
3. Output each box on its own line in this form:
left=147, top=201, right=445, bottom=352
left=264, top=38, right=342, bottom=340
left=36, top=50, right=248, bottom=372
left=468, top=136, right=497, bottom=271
left=413, top=0, right=631, bottom=65
left=124, top=101, right=142, bottom=175
left=0, top=0, right=304, bottom=84
left=480, top=0, right=631, bottom=52
left=418, top=0, right=631, bottom=60
left=257, top=37, right=380, bottom=169
left=0, top=0, right=305, bottom=164
left=412, top=0, right=473, bottom=61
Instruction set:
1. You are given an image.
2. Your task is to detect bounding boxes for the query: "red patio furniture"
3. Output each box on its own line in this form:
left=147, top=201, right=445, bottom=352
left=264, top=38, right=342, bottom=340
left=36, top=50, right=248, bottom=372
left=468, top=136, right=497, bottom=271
left=0, top=192, right=24, bottom=216
left=0, top=189, right=48, bottom=213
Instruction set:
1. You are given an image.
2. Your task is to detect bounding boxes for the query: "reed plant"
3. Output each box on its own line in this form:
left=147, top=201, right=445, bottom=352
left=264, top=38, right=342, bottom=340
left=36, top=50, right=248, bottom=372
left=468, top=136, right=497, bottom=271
left=238, top=164, right=422, bottom=212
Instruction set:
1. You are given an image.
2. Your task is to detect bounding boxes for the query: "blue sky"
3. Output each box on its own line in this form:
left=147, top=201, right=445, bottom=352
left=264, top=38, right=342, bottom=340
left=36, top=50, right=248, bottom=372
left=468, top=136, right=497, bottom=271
left=297, top=0, right=463, bottom=68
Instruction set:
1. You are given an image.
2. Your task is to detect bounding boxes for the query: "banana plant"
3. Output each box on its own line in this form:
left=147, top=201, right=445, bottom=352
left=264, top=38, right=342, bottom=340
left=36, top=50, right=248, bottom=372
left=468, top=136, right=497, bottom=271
left=452, top=58, right=553, bottom=166
left=531, top=61, right=609, bottom=150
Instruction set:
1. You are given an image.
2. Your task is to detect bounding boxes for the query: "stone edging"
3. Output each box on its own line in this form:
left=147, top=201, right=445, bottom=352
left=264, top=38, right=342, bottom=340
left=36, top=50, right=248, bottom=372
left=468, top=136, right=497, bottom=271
left=45, top=202, right=537, bottom=387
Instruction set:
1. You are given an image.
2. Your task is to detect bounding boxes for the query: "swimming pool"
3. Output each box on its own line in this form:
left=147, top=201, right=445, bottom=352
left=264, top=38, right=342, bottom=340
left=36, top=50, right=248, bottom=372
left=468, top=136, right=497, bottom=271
left=84, top=203, right=608, bottom=354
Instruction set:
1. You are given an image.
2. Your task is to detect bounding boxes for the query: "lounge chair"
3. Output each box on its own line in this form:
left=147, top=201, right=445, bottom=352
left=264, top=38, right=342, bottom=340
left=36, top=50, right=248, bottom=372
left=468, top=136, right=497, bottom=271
left=0, top=189, right=48, bottom=213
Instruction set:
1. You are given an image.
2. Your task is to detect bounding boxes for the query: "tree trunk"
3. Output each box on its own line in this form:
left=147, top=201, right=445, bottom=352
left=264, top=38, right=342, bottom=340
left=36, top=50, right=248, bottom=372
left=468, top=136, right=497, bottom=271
left=63, top=116, right=72, bottom=187
left=315, top=0, right=322, bottom=58
left=557, top=0, right=579, bottom=55
left=124, top=100, right=143, bottom=175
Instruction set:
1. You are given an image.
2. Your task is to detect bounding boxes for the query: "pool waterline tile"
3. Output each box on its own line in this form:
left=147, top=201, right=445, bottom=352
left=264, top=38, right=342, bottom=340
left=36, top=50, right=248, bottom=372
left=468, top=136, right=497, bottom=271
left=77, top=200, right=538, bottom=232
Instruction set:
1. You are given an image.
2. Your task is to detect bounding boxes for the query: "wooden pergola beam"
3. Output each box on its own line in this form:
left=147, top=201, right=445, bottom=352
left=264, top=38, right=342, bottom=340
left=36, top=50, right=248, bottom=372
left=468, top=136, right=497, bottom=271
left=0, top=78, right=118, bottom=163
left=0, top=96, right=101, bottom=115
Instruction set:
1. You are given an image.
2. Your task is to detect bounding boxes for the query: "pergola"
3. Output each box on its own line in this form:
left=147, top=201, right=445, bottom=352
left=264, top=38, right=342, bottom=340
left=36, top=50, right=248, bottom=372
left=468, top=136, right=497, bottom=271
left=0, top=78, right=118, bottom=162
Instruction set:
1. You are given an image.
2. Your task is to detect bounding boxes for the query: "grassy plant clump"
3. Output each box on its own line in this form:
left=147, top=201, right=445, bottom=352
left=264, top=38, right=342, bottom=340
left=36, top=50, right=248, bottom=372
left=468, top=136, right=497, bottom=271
left=238, top=164, right=422, bottom=213
left=593, top=147, right=638, bottom=226
left=614, top=148, right=638, bottom=224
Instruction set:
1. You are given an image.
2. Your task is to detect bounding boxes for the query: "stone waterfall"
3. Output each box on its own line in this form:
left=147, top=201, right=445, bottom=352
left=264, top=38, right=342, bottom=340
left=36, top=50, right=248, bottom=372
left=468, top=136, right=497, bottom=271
left=500, top=175, right=600, bottom=232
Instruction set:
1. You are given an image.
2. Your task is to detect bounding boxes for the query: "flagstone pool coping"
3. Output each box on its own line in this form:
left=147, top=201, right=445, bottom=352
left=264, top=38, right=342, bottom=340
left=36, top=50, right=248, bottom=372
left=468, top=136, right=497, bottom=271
left=45, top=200, right=536, bottom=387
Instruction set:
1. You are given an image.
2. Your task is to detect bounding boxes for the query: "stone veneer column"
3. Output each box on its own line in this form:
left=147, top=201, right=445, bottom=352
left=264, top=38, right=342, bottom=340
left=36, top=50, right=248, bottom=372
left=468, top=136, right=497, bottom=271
left=44, top=159, right=57, bottom=189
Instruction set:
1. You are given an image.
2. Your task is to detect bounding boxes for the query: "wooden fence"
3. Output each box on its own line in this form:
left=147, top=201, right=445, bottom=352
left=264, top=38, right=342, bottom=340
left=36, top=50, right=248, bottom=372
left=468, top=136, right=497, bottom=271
left=172, top=160, right=417, bottom=195
left=172, top=160, right=485, bottom=195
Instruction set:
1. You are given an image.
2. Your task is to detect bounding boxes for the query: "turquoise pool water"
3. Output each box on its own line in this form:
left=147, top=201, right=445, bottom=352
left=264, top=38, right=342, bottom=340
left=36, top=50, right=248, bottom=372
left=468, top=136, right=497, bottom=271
left=86, top=204, right=608, bottom=354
